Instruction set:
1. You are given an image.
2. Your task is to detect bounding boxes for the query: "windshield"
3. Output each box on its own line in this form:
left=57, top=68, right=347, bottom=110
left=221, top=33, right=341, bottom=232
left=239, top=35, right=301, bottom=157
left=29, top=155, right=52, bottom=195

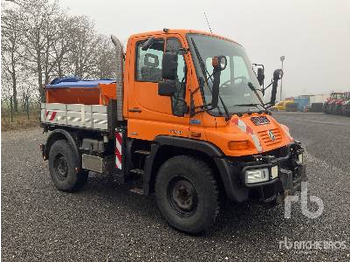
left=187, top=34, right=264, bottom=115
left=332, top=93, right=344, bottom=99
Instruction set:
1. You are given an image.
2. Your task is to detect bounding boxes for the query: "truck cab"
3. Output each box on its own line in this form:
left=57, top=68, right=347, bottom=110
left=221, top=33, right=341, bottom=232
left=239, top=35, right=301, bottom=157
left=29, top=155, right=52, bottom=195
left=40, top=29, right=306, bottom=234
left=323, top=92, right=344, bottom=114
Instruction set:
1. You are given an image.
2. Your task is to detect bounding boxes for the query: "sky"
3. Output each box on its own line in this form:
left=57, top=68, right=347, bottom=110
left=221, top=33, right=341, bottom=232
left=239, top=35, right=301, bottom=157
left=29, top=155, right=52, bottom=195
left=59, top=0, right=350, bottom=98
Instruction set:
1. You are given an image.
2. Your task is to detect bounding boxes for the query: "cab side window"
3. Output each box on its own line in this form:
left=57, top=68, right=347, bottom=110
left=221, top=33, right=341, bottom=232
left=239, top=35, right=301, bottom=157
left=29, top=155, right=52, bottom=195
left=166, top=38, right=187, bottom=116
left=136, top=39, right=164, bottom=82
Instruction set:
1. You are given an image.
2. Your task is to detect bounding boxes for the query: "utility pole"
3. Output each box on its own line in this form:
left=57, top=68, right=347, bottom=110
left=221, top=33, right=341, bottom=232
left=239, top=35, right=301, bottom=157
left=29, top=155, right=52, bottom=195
left=280, top=56, right=285, bottom=101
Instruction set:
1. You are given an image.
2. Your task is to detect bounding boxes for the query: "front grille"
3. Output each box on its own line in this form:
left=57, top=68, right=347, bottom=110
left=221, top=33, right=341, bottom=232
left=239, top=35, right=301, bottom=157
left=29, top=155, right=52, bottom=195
left=258, top=128, right=282, bottom=146
left=251, top=116, right=270, bottom=126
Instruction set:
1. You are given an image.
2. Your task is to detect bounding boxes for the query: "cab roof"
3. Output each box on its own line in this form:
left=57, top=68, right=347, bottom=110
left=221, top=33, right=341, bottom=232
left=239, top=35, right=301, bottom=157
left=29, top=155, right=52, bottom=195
left=129, top=29, right=241, bottom=46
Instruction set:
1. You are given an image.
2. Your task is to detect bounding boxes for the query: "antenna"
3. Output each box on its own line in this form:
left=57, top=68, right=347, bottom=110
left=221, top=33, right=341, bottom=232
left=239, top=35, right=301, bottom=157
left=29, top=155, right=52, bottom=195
left=203, top=12, right=213, bottom=34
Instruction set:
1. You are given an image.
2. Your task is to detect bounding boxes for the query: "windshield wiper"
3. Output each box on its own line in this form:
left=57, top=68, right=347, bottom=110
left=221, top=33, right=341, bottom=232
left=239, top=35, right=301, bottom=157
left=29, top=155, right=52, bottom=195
left=248, top=82, right=266, bottom=107
left=190, top=38, right=230, bottom=120
left=234, top=103, right=262, bottom=107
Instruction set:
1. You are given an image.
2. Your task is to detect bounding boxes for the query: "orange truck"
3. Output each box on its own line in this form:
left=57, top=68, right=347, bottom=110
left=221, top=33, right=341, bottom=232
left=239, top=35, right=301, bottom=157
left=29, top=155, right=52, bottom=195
left=40, top=29, right=306, bottom=234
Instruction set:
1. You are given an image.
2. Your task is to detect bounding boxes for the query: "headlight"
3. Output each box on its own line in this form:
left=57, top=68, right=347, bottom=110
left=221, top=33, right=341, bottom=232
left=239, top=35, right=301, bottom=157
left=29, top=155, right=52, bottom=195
left=298, top=153, right=303, bottom=163
left=245, top=168, right=269, bottom=184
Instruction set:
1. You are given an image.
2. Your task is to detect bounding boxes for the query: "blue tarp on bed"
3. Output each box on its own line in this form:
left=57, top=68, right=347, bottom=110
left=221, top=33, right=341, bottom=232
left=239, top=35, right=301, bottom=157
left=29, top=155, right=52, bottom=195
left=46, top=77, right=115, bottom=88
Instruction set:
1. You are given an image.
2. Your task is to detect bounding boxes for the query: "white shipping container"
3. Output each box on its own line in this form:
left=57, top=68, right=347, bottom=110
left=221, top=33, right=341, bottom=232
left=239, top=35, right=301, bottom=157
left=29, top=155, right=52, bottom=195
left=309, top=94, right=329, bottom=104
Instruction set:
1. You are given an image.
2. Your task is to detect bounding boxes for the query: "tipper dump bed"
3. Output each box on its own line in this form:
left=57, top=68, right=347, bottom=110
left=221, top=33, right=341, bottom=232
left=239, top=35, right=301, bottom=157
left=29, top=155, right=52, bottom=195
left=41, top=77, right=117, bottom=131
left=45, top=77, right=117, bottom=105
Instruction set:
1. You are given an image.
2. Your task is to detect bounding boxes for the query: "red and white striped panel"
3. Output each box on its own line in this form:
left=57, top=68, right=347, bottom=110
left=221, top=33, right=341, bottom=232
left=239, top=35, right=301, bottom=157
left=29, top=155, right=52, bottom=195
left=232, top=117, right=263, bottom=152
left=45, top=110, right=57, bottom=121
left=115, top=132, right=123, bottom=170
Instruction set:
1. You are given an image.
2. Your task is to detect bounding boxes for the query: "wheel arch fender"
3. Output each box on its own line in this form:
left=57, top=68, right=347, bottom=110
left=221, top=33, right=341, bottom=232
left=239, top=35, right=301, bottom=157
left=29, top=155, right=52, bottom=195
left=44, top=129, right=81, bottom=168
left=143, top=135, right=246, bottom=202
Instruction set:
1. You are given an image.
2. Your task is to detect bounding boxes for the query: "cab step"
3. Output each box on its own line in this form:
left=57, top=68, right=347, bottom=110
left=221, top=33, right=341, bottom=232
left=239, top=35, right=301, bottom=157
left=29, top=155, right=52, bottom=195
left=129, top=168, right=144, bottom=175
left=134, top=150, right=151, bottom=155
left=129, top=187, right=144, bottom=195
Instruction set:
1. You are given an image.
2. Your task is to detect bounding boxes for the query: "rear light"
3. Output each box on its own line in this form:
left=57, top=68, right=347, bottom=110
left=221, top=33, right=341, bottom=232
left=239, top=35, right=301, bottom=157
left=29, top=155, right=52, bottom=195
left=228, top=140, right=250, bottom=150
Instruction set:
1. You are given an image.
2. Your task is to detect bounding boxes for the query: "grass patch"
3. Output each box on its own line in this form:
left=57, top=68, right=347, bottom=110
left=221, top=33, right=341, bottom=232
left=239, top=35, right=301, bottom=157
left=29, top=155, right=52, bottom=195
left=1, top=111, right=40, bottom=132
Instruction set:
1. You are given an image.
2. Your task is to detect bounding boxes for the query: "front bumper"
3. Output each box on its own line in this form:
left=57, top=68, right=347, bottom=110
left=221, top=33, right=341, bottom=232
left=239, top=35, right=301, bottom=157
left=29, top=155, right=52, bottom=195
left=218, top=142, right=307, bottom=203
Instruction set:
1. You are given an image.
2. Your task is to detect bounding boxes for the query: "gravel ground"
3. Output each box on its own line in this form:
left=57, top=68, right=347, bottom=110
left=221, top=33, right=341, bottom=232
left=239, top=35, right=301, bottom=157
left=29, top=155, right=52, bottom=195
left=1, top=112, right=350, bottom=261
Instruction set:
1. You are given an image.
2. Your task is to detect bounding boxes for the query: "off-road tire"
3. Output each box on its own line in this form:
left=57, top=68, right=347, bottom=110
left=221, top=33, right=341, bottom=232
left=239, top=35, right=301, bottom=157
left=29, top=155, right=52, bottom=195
left=155, top=155, right=220, bottom=234
left=49, top=140, right=88, bottom=192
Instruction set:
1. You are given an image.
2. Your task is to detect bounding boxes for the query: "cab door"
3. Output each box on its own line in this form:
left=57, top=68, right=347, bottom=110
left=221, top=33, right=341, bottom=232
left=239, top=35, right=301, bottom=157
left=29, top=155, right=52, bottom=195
left=127, top=35, right=190, bottom=140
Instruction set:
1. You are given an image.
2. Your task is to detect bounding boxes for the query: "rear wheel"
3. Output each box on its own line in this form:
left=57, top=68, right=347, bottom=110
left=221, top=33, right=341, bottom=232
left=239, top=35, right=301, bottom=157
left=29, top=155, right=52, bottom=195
left=155, top=156, right=220, bottom=234
left=49, top=140, right=88, bottom=192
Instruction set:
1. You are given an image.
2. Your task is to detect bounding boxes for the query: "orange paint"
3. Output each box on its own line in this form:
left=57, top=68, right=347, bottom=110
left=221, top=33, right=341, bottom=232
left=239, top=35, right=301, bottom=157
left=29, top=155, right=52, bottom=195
left=46, top=29, right=294, bottom=157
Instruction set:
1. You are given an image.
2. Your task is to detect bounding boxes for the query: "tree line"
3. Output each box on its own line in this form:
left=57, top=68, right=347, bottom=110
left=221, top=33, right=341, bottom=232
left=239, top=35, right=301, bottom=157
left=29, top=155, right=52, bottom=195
left=1, top=0, right=117, bottom=113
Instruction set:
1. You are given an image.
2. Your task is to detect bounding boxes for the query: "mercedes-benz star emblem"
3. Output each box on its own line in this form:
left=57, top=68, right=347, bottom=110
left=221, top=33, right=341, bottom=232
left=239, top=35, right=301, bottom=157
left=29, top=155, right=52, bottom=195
left=268, top=130, right=276, bottom=141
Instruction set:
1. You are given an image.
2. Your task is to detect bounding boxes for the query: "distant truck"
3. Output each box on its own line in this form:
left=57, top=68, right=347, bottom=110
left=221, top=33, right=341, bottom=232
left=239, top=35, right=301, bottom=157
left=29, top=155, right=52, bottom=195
left=40, top=29, right=306, bottom=234
left=272, top=99, right=294, bottom=111
left=341, top=92, right=350, bottom=116
left=323, top=92, right=344, bottom=114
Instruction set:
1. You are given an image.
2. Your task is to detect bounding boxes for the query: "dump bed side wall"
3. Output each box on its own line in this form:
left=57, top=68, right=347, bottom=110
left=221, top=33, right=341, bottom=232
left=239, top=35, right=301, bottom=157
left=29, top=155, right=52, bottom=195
left=41, top=103, right=108, bottom=131
left=45, top=80, right=116, bottom=106
left=99, top=83, right=117, bottom=105
left=46, top=88, right=100, bottom=105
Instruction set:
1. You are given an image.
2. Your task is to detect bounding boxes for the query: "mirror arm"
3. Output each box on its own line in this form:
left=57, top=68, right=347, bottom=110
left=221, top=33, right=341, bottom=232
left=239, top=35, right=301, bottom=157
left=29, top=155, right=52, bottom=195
left=172, top=95, right=187, bottom=104
left=260, top=81, right=275, bottom=108
left=171, top=95, right=189, bottom=115
left=189, top=88, right=216, bottom=116
left=192, top=104, right=216, bottom=115
left=142, top=37, right=155, bottom=51
left=262, top=81, right=274, bottom=93
left=177, top=48, right=190, bottom=55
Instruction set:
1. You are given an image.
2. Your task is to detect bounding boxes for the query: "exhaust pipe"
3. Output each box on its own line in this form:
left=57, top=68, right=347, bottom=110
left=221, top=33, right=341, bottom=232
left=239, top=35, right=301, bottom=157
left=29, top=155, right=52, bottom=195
left=111, top=35, right=124, bottom=122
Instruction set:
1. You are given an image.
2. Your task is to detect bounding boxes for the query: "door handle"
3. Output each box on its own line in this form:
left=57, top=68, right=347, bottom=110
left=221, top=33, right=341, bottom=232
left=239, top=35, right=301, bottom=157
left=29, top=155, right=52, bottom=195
left=129, top=107, right=142, bottom=113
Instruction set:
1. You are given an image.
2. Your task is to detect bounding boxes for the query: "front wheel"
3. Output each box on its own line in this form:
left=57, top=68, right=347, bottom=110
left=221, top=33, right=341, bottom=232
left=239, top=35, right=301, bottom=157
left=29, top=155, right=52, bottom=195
left=48, top=140, right=88, bottom=192
left=155, top=156, right=220, bottom=234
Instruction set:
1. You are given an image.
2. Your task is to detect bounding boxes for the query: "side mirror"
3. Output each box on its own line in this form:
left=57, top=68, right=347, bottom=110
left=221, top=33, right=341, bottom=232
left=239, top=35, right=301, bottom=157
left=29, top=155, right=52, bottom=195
left=273, top=69, right=283, bottom=81
left=270, top=69, right=283, bottom=106
left=162, top=52, right=178, bottom=80
left=257, top=68, right=265, bottom=86
left=158, top=80, right=176, bottom=96
left=210, top=56, right=227, bottom=108
left=142, top=37, right=155, bottom=51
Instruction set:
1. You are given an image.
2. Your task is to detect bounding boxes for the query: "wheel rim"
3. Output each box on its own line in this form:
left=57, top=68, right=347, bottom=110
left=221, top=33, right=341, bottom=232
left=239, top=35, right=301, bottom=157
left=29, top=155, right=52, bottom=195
left=168, top=177, right=198, bottom=217
left=53, top=153, right=68, bottom=181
